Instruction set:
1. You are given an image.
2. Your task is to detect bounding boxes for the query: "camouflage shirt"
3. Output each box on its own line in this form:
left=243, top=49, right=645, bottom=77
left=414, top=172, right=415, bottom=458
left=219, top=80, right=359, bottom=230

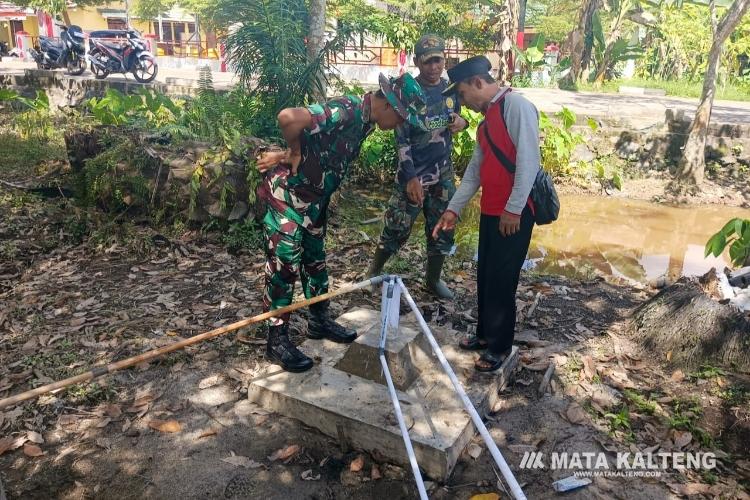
left=395, top=77, right=459, bottom=186
left=261, top=95, right=374, bottom=229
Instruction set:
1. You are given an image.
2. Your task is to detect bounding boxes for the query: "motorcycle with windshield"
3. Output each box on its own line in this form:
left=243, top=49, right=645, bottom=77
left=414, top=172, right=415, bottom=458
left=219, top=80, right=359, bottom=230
left=28, top=24, right=86, bottom=75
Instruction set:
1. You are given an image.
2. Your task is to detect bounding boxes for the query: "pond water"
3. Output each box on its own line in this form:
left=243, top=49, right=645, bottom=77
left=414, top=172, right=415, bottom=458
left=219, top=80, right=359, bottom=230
left=352, top=192, right=750, bottom=285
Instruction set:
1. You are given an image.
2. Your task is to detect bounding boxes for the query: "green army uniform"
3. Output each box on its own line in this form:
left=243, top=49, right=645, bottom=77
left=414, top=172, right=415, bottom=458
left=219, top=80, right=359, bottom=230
left=369, top=34, right=461, bottom=299
left=259, top=95, right=373, bottom=326
left=259, top=73, right=427, bottom=373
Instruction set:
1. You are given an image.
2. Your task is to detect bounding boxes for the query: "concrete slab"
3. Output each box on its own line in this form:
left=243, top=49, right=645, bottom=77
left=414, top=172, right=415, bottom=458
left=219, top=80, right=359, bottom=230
left=248, top=307, right=518, bottom=480
left=335, top=323, right=430, bottom=390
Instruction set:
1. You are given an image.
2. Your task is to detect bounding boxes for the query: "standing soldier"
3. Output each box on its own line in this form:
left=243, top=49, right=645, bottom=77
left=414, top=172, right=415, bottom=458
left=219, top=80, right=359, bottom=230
left=255, top=74, right=427, bottom=373
left=367, top=34, right=468, bottom=299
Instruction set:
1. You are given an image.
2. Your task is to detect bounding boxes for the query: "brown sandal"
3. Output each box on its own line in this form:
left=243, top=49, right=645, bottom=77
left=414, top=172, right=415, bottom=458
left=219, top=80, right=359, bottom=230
left=459, top=336, right=488, bottom=351
left=475, top=349, right=511, bottom=372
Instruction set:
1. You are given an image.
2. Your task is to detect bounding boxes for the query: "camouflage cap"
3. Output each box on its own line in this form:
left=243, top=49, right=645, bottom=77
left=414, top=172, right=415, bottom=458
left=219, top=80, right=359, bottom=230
left=378, top=72, right=428, bottom=131
left=414, top=34, right=445, bottom=63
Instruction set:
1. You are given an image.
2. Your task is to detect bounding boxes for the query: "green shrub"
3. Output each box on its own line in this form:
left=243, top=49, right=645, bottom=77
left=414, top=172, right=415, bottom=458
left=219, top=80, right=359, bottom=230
left=351, top=129, right=398, bottom=184
left=705, top=218, right=750, bottom=267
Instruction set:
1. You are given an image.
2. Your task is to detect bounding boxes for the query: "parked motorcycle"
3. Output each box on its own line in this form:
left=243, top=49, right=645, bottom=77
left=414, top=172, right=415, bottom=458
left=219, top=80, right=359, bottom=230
left=28, top=24, right=86, bottom=75
left=87, top=29, right=158, bottom=83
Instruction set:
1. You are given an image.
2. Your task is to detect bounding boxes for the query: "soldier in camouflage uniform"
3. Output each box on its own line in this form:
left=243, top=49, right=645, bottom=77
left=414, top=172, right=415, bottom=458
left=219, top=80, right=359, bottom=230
left=255, top=73, right=427, bottom=372
left=367, top=34, right=468, bottom=299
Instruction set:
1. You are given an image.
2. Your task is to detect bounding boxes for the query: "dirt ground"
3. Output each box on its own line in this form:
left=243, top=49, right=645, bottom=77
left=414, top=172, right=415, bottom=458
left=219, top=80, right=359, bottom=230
left=558, top=163, right=750, bottom=208
left=1, top=182, right=749, bottom=500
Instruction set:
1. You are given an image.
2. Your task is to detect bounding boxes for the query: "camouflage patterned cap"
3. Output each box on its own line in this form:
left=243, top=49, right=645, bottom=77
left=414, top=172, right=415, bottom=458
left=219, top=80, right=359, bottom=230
left=378, top=72, right=428, bottom=131
left=414, top=34, right=445, bottom=63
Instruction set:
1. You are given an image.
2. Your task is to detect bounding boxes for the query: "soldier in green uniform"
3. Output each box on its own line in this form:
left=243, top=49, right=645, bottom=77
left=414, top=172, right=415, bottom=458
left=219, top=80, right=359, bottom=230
left=255, top=73, right=427, bottom=372
left=367, top=34, right=468, bottom=299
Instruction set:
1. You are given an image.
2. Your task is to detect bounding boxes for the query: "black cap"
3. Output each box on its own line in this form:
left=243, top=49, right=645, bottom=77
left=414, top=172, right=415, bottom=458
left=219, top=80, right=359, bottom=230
left=442, top=55, right=492, bottom=96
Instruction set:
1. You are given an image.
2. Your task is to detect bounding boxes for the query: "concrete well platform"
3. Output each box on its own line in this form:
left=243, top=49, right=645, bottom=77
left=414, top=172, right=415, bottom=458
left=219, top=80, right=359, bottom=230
left=248, top=307, right=518, bottom=480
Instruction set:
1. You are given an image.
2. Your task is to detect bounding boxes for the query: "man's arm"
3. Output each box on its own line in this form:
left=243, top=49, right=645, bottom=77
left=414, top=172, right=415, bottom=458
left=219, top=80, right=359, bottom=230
left=256, top=107, right=313, bottom=173
left=446, top=144, right=483, bottom=216
left=277, top=107, right=313, bottom=174
left=432, top=144, right=483, bottom=239
left=503, top=96, right=540, bottom=215
left=395, top=125, right=423, bottom=206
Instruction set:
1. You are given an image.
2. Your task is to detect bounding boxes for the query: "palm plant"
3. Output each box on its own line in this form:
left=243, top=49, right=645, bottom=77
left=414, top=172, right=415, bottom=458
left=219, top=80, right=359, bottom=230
left=212, top=0, right=354, bottom=115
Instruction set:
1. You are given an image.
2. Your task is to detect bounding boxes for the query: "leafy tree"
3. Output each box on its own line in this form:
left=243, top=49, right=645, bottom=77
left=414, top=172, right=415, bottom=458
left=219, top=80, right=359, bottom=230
left=13, top=0, right=108, bottom=24
left=676, top=0, right=750, bottom=187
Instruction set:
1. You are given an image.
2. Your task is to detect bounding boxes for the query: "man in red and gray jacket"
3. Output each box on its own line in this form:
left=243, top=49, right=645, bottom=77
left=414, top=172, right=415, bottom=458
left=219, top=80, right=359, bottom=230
left=433, top=55, right=540, bottom=372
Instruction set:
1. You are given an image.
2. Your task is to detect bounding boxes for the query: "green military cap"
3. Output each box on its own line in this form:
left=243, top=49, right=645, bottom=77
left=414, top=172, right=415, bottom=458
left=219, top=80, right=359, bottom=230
left=378, top=72, right=428, bottom=131
left=414, top=34, right=445, bottom=63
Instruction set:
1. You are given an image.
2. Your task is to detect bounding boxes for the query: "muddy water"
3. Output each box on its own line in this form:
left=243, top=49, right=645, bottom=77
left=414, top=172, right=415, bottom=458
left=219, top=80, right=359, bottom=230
left=513, top=196, right=750, bottom=283
left=354, top=192, right=750, bottom=284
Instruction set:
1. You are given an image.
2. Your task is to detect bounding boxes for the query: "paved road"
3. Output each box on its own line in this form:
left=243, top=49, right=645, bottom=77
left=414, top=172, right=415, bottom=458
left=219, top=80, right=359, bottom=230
left=516, top=87, right=750, bottom=129
left=3, top=58, right=749, bottom=127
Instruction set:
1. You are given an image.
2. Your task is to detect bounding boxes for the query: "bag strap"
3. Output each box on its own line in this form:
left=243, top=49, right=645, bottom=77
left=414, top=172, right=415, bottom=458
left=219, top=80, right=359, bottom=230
left=481, top=89, right=516, bottom=174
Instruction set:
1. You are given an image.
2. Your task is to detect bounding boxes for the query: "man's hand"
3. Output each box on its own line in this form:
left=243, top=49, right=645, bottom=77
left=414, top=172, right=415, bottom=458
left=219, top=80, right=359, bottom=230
left=448, top=113, right=468, bottom=134
left=256, top=149, right=302, bottom=175
left=406, top=177, right=424, bottom=206
left=286, top=150, right=302, bottom=175
left=498, top=211, right=521, bottom=237
left=432, top=211, right=458, bottom=239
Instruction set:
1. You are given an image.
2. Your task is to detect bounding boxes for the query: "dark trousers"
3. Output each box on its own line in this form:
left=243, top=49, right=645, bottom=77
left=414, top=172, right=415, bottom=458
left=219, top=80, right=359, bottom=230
left=477, top=207, right=534, bottom=355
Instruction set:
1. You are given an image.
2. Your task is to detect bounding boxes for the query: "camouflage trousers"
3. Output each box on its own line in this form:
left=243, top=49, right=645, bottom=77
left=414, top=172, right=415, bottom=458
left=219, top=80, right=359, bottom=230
left=263, top=206, right=328, bottom=326
left=378, top=163, right=456, bottom=257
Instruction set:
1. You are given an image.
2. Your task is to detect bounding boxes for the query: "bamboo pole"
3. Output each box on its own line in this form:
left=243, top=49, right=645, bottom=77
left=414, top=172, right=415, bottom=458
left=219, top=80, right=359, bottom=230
left=0, top=276, right=384, bottom=410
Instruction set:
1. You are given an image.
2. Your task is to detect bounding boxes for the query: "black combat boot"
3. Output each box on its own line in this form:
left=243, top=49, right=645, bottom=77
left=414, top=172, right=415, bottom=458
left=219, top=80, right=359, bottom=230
left=266, top=324, right=314, bottom=373
left=307, top=301, right=357, bottom=343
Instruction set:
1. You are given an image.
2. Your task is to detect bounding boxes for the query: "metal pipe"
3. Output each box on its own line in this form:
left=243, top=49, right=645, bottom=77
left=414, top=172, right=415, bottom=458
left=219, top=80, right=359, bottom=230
left=396, top=277, right=527, bottom=500
left=0, top=276, right=385, bottom=410
left=378, top=277, right=428, bottom=500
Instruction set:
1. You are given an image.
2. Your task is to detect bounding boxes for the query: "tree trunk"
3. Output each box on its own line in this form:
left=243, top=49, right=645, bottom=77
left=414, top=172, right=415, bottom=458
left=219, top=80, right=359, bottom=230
left=593, top=11, right=626, bottom=85
left=494, top=0, right=518, bottom=84
left=561, top=0, right=599, bottom=87
left=676, top=0, right=750, bottom=187
left=307, top=0, right=327, bottom=101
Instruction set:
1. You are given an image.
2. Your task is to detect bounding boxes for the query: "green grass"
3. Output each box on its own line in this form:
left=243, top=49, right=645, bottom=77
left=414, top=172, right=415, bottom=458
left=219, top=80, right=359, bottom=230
left=0, top=131, right=66, bottom=177
left=577, top=77, right=750, bottom=102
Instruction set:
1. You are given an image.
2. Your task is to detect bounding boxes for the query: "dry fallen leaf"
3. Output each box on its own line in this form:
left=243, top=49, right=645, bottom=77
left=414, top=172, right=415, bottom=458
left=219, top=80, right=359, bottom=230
left=300, top=469, right=321, bottom=481
left=148, top=419, right=182, bottom=433
left=104, top=404, right=122, bottom=418
left=667, top=482, right=711, bottom=496
left=670, top=370, right=685, bottom=382
left=467, top=443, right=483, bottom=459
left=221, top=451, right=262, bottom=469
left=198, top=375, right=224, bottom=390
left=268, top=444, right=301, bottom=462
left=198, top=428, right=218, bottom=439
left=350, top=455, right=365, bottom=472
left=582, top=356, right=596, bottom=381
left=23, top=443, right=44, bottom=457
left=565, top=403, right=588, bottom=425
left=672, top=430, right=692, bottom=449
left=26, top=431, right=44, bottom=444
left=469, top=494, right=500, bottom=500
left=0, top=436, right=27, bottom=456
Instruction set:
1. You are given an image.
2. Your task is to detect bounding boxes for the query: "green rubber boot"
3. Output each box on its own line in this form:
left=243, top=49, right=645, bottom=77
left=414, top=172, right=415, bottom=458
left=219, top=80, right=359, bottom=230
left=425, top=254, right=454, bottom=300
left=366, top=248, right=392, bottom=294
